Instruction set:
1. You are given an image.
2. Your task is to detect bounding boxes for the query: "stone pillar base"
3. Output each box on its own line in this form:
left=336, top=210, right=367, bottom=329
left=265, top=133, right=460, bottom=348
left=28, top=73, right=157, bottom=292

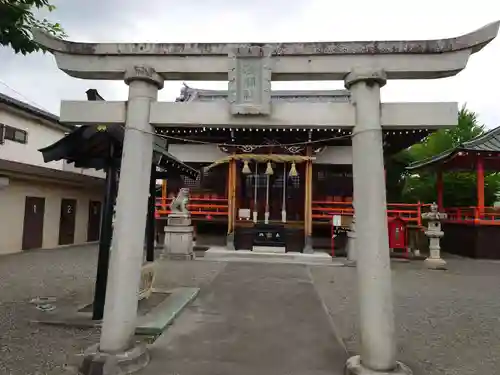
left=424, top=257, right=447, bottom=270
left=73, top=343, right=149, bottom=375
left=303, top=236, right=313, bottom=254
left=345, top=355, right=412, bottom=375
left=162, top=214, right=194, bottom=260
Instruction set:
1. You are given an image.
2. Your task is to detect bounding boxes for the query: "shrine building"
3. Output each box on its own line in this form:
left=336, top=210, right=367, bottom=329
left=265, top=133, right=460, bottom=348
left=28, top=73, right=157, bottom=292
left=156, top=85, right=433, bottom=253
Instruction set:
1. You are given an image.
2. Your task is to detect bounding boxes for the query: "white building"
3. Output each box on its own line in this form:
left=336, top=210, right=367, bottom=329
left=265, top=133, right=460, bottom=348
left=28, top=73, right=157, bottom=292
left=0, top=93, right=105, bottom=255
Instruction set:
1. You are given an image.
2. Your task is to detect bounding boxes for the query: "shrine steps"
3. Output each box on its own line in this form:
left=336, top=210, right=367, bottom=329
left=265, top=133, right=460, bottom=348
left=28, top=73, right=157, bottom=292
left=203, top=247, right=341, bottom=266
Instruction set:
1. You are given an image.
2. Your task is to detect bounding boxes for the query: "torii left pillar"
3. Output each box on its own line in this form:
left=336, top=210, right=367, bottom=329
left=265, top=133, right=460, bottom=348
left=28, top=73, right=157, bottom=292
left=79, top=66, right=164, bottom=375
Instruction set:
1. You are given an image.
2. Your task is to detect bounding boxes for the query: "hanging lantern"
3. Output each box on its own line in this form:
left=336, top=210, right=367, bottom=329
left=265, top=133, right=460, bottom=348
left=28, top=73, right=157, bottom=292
left=265, top=161, right=274, bottom=175
left=289, top=161, right=298, bottom=177
left=242, top=160, right=252, bottom=174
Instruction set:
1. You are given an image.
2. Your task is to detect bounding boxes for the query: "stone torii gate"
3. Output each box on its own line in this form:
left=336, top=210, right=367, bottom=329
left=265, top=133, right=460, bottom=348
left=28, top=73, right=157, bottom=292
left=35, top=21, right=499, bottom=375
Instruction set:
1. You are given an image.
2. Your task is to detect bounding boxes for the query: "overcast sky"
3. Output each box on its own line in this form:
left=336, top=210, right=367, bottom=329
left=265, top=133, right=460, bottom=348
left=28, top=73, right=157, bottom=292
left=0, top=0, right=499, bottom=128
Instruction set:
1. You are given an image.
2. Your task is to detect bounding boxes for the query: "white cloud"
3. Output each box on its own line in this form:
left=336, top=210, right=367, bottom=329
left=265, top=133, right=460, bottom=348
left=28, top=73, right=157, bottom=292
left=0, top=0, right=498, bottom=127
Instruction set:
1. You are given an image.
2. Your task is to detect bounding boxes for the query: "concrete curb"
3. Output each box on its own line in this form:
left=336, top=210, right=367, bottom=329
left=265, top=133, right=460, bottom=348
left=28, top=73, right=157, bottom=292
left=135, top=287, right=200, bottom=336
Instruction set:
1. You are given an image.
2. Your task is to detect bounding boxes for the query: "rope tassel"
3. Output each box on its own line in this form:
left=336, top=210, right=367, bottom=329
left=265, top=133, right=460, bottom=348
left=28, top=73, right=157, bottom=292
left=289, top=162, right=298, bottom=177
left=265, top=161, right=274, bottom=175
left=242, top=160, right=252, bottom=174
left=204, top=153, right=315, bottom=172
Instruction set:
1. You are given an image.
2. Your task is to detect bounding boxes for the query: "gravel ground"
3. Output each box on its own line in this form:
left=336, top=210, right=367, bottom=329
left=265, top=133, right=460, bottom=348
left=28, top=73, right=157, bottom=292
left=2, top=244, right=499, bottom=375
left=0, top=245, right=225, bottom=375
left=310, top=257, right=500, bottom=375
left=0, top=245, right=99, bottom=375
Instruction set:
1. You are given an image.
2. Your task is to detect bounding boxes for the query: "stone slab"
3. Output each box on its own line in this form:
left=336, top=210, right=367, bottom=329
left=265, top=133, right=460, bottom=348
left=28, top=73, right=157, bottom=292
left=135, top=287, right=199, bottom=336
left=252, top=246, right=286, bottom=253
left=32, top=288, right=199, bottom=337
left=203, top=248, right=342, bottom=266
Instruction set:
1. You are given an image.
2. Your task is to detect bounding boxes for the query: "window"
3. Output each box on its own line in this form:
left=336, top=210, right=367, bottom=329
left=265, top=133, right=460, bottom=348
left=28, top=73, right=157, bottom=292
left=2, top=124, right=28, bottom=144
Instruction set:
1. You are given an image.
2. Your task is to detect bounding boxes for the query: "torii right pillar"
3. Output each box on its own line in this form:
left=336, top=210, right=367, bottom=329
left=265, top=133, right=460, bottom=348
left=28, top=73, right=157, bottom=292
left=345, top=69, right=410, bottom=375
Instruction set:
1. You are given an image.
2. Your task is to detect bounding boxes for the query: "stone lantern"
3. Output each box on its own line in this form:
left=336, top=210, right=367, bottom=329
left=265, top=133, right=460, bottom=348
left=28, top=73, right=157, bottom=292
left=422, top=202, right=447, bottom=270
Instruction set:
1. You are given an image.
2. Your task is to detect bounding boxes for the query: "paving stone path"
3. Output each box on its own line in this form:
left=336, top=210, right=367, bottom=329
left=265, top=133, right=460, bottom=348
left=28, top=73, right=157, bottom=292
left=143, top=262, right=348, bottom=375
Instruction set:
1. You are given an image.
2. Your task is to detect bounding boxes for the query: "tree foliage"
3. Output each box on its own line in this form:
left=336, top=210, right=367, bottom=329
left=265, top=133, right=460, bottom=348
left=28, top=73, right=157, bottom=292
left=0, top=0, right=66, bottom=54
left=386, top=105, right=500, bottom=207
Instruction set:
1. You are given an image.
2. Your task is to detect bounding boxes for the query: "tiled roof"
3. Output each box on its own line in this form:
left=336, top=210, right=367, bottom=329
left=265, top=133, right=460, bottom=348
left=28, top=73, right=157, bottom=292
left=176, top=84, right=350, bottom=102
left=407, top=126, right=500, bottom=171
left=39, top=124, right=199, bottom=179
left=0, top=92, right=73, bottom=131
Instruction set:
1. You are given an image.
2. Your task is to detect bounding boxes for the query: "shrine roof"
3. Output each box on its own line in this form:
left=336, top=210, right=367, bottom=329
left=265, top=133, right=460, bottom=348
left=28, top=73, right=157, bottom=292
left=33, top=22, right=498, bottom=56
left=176, top=85, right=350, bottom=102
left=39, top=124, right=199, bottom=179
left=165, top=85, right=431, bottom=153
left=407, top=126, right=500, bottom=171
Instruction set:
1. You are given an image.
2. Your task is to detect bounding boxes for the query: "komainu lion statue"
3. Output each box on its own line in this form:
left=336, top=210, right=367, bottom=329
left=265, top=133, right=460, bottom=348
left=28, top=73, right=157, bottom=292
left=170, top=188, right=190, bottom=214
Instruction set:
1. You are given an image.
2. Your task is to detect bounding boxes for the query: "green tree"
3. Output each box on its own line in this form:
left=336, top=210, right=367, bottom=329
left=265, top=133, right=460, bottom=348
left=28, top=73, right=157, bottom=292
left=387, top=105, right=500, bottom=206
left=408, top=106, right=484, bottom=161
left=0, top=0, right=66, bottom=54
left=385, top=150, right=413, bottom=203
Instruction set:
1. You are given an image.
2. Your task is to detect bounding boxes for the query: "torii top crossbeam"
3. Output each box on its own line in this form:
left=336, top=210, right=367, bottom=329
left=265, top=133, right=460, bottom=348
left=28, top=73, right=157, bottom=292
left=33, top=22, right=499, bottom=81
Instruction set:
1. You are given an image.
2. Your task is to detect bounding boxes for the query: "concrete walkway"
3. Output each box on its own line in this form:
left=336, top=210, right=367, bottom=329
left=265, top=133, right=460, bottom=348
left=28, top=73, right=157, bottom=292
left=142, top=262, right=348, bottom=375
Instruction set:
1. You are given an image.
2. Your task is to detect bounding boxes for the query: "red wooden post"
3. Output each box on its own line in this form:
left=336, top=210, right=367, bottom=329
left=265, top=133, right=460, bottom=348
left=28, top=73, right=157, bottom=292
left=331, top=217, right=335, bottom=257
left=436, top=170, right=444, bottom=211
left=477, top=156, right=485, bottom=218
left=161, top=180, right=167, bottom=210
left=417, top=201, right=422, bottom=226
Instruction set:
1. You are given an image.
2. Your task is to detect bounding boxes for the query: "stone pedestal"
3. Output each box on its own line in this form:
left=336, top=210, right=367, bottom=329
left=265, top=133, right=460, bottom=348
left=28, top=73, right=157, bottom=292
left=162, top=214, right=194, bottom=260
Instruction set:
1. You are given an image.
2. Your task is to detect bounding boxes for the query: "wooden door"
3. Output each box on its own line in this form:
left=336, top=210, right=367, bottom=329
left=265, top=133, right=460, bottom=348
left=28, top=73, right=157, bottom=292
left=58, top=198, right=77, bottom=245
left=87, top=200, right=102, bottom=242
left=22, top=197, right=45, bottom=250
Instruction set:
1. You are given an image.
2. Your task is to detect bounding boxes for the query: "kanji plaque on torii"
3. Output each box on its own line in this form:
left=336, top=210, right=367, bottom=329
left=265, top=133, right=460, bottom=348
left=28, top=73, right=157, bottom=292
left=228, top=46, right=272, bottom=116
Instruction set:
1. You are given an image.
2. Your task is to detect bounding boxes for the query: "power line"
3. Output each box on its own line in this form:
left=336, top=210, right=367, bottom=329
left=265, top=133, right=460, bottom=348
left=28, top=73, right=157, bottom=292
left=0, top=79, right=52, bottom=113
